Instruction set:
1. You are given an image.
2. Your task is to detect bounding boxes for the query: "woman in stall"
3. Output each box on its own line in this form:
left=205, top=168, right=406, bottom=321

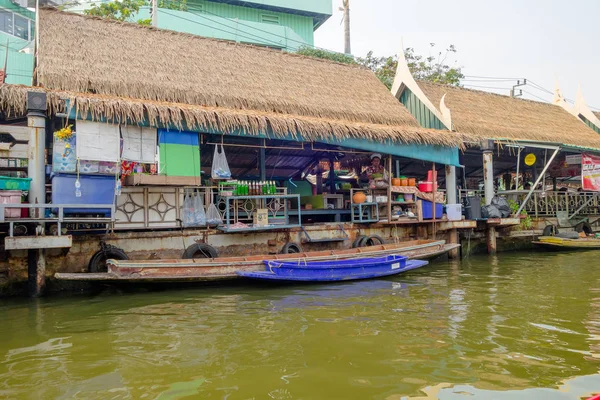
left=364, top=153, right=388, bottom=189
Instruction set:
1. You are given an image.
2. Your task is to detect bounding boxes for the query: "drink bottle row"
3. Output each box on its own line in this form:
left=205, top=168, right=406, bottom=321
left=234, top=181, right=277, bottom=196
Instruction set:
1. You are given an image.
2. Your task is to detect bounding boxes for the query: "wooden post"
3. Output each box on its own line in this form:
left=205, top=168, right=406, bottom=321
left=387, top=155, right=392, bottom=223
left=487, top=226, right=497, bottom=255
left=328, top=157, right=336, bottom=194
left=448, top=228, right=459, bottom=259
left=28, top=249, right=45, bottom=297
left=259, top=147, right=266, bottom=181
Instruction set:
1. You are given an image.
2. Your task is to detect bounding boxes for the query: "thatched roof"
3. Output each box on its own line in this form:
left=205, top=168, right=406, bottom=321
left=0, top=8, right=465, bottom=148
left=418, top=80, right=600, bottom=150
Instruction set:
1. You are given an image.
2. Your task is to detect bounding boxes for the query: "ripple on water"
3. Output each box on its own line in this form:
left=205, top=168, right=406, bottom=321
left=1, top=252, right=600, bottom=399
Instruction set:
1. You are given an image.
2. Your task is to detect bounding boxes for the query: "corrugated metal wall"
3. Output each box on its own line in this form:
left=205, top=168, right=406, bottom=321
left=190, top=0, right=314, bottom=47
left=399, top=88, right=447, bottom=130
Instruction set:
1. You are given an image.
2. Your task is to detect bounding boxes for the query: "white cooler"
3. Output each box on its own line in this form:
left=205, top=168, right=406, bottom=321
left=446, top=204, right=463, bottom=221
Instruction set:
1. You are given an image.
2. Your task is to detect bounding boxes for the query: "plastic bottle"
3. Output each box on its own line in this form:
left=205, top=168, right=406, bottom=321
left=115, top=179, right=122, bottom=196
left=75, top=179, right=82, bottom=198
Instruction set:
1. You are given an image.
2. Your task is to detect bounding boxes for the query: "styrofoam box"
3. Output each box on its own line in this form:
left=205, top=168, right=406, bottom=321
left=446, top=204, right=463, bottom=221
left=0, top=190, right=22, bottom=218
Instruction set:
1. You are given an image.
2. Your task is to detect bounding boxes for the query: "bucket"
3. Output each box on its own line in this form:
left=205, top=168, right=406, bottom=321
left=418, top=182, right=435, bottom=192
left=404, top=193, right=414, bottom=201
left=464, top=196, right=482, bottom=219
left=408, top=178, right=416, bottom=186
left=400, top=178, right=408, bottom=186
left=427, top=171, right=434, bottom=182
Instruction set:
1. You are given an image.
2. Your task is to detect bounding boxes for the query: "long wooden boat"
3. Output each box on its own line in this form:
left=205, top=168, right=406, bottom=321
left=237, top=256, right=429, bottom=282
left=55, top=239, right=459, bottom=282
left=533, top=236, right=600, bottom=250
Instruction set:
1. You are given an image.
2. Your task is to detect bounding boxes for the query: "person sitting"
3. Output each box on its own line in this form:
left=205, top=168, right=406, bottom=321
left=364, top=153, right=388, bottom=189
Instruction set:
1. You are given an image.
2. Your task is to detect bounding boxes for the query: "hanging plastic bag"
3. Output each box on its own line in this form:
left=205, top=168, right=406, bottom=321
left=206, top=202, right=223, bottom=226
left=211, top=144, right=231, bottom=179
left=194, top=192, right=207, bottom=226
left=182, top=191, right=196, bottom=227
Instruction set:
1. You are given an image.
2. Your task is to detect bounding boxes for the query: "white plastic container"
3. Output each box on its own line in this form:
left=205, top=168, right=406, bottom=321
left=0, top=190, right=22, bottom=218
left=446, top=204, right=462, bottom=221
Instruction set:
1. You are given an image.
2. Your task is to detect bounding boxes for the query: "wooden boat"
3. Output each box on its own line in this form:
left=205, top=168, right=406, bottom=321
left=533, top=236, right=600, bottom=250
left=237, top=256, right=429, bottom=282
left=55, top=239, right=459, bottom=283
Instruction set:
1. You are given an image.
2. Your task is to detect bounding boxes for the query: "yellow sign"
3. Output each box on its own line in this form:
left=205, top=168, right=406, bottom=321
left=524, top=153, right=536, bottom=166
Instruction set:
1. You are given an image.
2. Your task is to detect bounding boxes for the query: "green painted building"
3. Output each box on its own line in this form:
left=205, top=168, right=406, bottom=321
left=69, top=0, right=332, bottom=51
left=0, top=0, right=34, bottom=85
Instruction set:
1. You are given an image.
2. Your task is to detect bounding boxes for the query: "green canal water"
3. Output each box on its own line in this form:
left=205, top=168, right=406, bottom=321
left=2, top=251, right=600, bottom=399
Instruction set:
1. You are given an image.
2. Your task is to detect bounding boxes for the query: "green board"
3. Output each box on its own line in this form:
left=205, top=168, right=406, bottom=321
left=159, top=143, right=200, bottom=177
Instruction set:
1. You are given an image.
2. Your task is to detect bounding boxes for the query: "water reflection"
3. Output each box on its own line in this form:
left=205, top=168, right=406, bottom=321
left=0, top=251, right=599, bottom=399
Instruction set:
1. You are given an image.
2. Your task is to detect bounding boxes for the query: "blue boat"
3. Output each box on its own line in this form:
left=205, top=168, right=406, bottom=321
left=236, top=255, right=429, bottom=282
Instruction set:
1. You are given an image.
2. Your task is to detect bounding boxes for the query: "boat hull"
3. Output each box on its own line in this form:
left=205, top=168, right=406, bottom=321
left=237, top=259, right=428, bottom=282
left=533, top=236, right=600, bottom=250
left=55, top=240, right=458, bottom=283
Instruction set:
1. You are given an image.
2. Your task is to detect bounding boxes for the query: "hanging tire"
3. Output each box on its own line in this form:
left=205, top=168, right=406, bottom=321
left=280, top=242, right=303, bottom=254
left=364, top=235, right=385, bottom=246
left=352, top=235, right=367, bottom=248
left=575, top=221, right=593, bottom=235
left=182, top=243, right=218, bottom=259
left=88, top=245, right=128, bottom=273
left=542, top=225, right=559, bottom=237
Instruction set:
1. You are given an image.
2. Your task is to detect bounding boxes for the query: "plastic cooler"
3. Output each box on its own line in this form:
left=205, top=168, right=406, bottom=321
left=0, top=190, right=22, bottom=218
left=446, top=204, right=462, bottom=221
left=51, top=174, right=115, bottom=216
left=422, top=200, right=444, bottom=219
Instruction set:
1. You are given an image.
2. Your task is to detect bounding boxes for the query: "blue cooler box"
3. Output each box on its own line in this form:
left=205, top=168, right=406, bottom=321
left=52, top=174, right=115, bottom=216
left=422, top=200, right=444, bottom=220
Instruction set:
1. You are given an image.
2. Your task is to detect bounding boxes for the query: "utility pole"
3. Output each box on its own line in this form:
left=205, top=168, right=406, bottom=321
left=510, top=79, right=526, bottom=98
left=341, top=0, right=351, bottom=54
left=151, top=0, right=158, bottom=27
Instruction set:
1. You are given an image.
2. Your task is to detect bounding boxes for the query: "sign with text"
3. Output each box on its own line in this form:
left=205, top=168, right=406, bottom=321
left=582, top=153, right=600, bottom=191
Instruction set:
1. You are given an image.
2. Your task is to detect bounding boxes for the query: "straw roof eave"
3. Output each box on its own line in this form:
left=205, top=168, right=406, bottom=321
left=0, top=84, right=467, bottom=149
left=418, top=81, right=600, bottom=152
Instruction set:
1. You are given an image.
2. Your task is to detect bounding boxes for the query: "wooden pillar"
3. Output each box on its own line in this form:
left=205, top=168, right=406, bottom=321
left=28, top=249, right=46, bottom=297
left=328, top=157, right=336, bottom=194
left=486, top=226, right=497, bottom=255
left=448, top=228, right=459, bottom=259
left=259, top=147, right=266, bottom=181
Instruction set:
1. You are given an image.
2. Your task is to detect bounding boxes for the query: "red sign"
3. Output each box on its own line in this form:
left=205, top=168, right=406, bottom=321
left=582, top=153, right=600, bottom=191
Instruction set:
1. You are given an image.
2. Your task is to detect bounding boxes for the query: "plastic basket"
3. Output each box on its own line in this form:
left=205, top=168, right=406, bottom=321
left=0, top=176, right=31, bottom=191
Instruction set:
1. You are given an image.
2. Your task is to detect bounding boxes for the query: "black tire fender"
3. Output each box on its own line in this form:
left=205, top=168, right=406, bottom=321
left=280, top=242, right=303, bottom=254
left=88, top=245, right=128, bottom=273
left=182, top=243, right=218, bottom=259
left=364, top=235, right=385, bottom=246
left=575, top=221, right=593, bottom=235
left=352, top=235, right=367, bottom=248
left=542, top=225, right=559, bottom=237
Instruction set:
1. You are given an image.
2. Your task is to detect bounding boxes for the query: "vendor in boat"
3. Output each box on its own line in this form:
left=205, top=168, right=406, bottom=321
left=365, top=153, right=389, bottom=189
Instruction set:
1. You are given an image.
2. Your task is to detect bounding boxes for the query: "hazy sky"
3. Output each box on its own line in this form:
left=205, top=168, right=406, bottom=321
left=314, top=0, right=600, bottom=110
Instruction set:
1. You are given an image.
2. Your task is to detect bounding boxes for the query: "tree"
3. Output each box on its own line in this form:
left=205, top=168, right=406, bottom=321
left=296, top=44, right=464, bottom=89
left=295, top=46, right=357, bottom=66
left=356, top=44, right=464, bottom=89
left=84, top=0, right=187, bottom=25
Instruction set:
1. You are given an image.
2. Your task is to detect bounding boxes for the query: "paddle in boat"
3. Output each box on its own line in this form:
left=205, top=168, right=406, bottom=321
left=236, top=255, right=429, bottom=282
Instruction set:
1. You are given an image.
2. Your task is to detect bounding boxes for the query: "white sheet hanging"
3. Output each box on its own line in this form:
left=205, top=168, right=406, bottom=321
left=121, top=126, right=157, bottom=163
left=75, top=120, right=120, bottom=162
